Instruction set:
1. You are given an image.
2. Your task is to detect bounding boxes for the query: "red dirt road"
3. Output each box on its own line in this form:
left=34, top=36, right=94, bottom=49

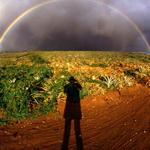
left=0, top=84, right=150, bottom=150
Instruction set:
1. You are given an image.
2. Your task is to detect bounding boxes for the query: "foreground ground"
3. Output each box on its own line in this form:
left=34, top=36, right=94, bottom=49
left=0, top=84, right=150, bottom=150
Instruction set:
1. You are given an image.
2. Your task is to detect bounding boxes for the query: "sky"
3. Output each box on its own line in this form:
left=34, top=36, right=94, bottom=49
left=0, top=0, right=150, bottom=52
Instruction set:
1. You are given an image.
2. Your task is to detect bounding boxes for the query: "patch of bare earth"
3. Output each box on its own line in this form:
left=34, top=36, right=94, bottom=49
left=0, top=84, right=150, bottom=150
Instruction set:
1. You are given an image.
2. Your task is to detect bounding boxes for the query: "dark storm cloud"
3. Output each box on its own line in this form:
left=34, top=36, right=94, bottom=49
left=107, top=0, right=150, bottom=46
left=0, top=0, right=150, bottom=52
left=0, top=0, right=42, bottom=34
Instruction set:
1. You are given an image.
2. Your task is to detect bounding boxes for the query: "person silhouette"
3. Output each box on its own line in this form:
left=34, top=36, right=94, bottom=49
left=61, top=76, right=84, bottom=150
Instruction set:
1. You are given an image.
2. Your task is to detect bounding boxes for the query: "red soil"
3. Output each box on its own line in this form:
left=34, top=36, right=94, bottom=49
left=0, top=84, right=150, bottom=150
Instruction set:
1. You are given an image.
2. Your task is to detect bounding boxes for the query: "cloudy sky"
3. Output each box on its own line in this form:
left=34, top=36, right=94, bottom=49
left=0, top=0, right=150, bottom=52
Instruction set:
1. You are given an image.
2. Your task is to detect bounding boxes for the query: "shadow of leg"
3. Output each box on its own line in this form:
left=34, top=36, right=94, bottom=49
left=74, top=119, right=84, bottom=150
left=61, top=119, right=71, bottom=150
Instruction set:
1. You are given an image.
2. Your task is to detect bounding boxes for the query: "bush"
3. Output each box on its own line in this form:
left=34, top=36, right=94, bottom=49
left=91, top=63, right=108, bottom=68
left=124, top=69, right=137, bottom=77
left=0, top=65, right=53, bottom=119
left=80, top=88, right=89, bottom=99
left=29, top=55, right=47, bottom=64
left=85, top=75, right=118, bottom=90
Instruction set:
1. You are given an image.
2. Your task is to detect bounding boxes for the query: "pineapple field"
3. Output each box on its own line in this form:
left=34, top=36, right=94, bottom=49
left=0, top=51, right=150, bottom=124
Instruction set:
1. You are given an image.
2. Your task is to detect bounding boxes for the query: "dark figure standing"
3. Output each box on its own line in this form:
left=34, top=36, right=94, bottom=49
left=61, top=76, right=84, bottom=150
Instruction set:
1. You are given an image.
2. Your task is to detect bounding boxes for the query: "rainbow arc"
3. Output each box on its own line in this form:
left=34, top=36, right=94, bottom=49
left=0, top=0, right=149, bottom=51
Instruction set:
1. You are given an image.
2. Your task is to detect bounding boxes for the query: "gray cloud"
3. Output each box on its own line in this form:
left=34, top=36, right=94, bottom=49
left=0, top=0, right=150, bottom=52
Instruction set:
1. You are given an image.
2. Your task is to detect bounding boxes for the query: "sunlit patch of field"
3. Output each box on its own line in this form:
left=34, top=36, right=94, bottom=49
left=0, top=51, right=150, bottom=124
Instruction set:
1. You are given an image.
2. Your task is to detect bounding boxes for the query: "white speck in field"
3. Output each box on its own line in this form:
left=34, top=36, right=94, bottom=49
left=61, top=75, right=65, bottom=78
left=34, top=76, right=40, bottom=80
left=92, top=76, right=96, bottom=80
left=9, top=78, right=16, bottom=83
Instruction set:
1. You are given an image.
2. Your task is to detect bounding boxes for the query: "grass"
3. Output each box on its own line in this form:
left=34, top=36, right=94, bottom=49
left=0, top=51, right=149, bottom=124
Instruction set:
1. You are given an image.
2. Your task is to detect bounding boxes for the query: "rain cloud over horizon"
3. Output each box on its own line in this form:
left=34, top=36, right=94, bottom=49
left=0, top=0, right=150, bottom=52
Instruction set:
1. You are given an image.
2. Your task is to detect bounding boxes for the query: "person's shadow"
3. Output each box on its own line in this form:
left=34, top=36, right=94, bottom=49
left=61, top=76, right=84, bottom=150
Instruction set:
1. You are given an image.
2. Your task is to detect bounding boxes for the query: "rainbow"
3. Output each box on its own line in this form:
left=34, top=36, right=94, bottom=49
left=0, top=0, right=150, bottom=51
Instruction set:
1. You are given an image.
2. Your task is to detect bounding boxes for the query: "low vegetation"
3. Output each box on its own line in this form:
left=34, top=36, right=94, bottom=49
left=0, top=51, right=149, bottom=124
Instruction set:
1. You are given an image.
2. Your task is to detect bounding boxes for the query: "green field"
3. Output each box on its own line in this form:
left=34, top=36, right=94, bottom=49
left=0, top=51, right=150, bottom=124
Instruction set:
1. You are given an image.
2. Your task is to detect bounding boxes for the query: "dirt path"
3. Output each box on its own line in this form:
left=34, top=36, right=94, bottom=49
left=0, top=84, right=150, bottom=150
